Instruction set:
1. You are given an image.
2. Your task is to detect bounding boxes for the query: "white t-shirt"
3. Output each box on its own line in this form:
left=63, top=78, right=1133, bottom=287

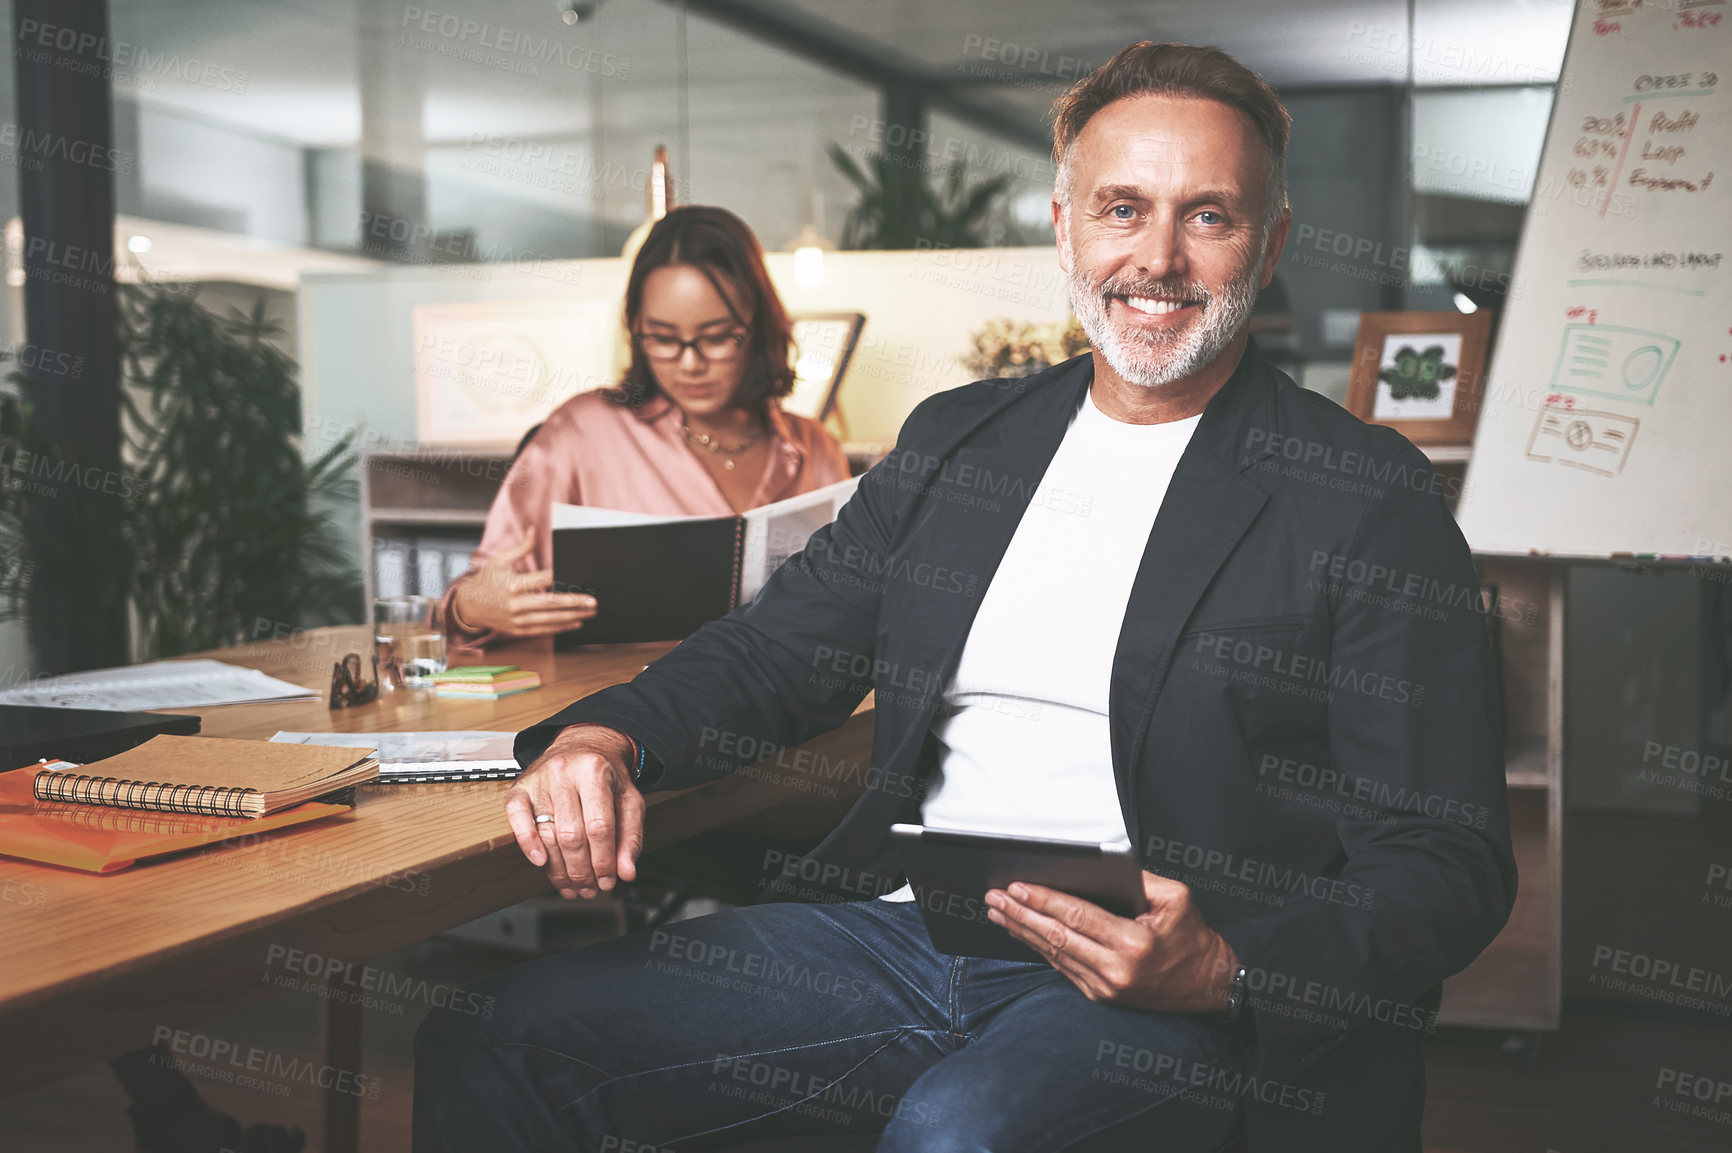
left=882, top=388, right=1201, bottom=901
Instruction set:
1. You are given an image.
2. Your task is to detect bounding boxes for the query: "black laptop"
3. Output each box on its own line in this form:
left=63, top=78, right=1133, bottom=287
left=0, top=705, right=201, bottom=770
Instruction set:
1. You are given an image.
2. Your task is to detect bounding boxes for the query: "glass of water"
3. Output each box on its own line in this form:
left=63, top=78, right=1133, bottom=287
left=374, top=595, right=446, bottom=688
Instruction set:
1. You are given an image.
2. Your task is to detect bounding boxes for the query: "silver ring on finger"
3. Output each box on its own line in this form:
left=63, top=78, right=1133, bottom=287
left=535, top=813, right=555, bottom=825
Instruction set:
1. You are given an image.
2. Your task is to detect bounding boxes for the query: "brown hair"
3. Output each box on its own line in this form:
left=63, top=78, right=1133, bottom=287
left=1050, top=42, right=1290, bottom=229
left=610, top=205, right=795, bottom=410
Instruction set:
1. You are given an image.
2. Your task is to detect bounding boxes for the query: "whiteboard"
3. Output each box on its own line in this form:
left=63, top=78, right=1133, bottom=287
left=1456, top=0, right=1731, bottom=559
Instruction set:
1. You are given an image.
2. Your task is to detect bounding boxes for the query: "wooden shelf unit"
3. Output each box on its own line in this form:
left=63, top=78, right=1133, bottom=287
left=359, top=448, right=514, bottom=605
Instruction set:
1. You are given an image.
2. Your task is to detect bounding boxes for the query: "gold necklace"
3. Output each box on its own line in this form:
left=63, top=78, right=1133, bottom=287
left=682, top=418, right=765, bottom=471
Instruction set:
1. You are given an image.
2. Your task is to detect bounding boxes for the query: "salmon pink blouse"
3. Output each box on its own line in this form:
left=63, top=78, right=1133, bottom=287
left=438, top=389, right=849, bottom=650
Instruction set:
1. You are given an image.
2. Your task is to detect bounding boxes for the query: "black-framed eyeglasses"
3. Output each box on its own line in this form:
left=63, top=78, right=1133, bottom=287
left=634, top=330, right=747, bottom=363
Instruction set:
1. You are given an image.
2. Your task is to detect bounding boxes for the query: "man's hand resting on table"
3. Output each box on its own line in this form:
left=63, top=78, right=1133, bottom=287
left=985, top=871, right=1240, bottom=1014
left=506, top=724, right=643, bottom=901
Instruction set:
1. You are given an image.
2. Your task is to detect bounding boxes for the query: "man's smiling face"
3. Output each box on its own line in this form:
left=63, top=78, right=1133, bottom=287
left=1054, top=94, right=1286, bottom=390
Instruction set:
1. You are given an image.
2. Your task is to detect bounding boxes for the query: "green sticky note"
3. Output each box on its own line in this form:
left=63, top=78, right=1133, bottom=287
left=430, top=665, right=520, bottom=682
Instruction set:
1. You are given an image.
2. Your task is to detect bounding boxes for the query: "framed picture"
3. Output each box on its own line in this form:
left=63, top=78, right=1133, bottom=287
left=1346, top=310, right=1492, bottom=446
left=784, top=312, right=866, bottom=422
left=412, top=299, right=616, bottom=448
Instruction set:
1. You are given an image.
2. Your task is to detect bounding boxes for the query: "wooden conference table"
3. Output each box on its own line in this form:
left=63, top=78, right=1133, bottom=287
left=0, top=626, right=874, bottom=1148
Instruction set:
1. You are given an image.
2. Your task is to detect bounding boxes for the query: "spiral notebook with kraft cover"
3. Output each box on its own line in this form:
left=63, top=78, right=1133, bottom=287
left=30, top=733, right=379, bottom=818
left=0, top=766, right=354, bottom=873
left=550, top=478, right=859, bottom=647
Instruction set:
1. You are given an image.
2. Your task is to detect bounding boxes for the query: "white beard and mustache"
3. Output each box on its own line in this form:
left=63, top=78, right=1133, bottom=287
left=1064, top=237, right=1263, bottom=389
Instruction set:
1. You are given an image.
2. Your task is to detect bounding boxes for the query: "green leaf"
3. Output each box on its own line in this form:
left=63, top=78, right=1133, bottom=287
left=828, top=143, right=1016, bottom=250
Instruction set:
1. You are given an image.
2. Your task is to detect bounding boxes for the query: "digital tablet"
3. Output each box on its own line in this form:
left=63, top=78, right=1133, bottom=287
left=889, top=824, right=1147, bottom=962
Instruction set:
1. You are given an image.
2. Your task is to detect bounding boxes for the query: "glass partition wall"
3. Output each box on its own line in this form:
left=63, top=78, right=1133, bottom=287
left=1, top=1, right=1570, bottom=318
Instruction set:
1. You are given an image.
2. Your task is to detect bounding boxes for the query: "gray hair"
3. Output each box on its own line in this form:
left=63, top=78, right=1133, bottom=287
left=1050, top=42, right=1290, bottom=235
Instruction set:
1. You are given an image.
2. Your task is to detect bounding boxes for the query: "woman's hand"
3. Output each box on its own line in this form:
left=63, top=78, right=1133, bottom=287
left=451, top=534, right=597, bottom=639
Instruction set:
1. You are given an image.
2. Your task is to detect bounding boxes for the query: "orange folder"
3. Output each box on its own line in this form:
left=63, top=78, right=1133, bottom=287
left=0, top=766, right=353, bottom=874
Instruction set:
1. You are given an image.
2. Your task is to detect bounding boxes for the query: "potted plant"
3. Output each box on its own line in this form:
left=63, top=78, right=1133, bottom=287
left=0, top=282, right=362, bottom=666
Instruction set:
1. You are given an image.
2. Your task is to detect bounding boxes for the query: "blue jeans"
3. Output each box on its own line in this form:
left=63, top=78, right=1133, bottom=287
left=414, top=898, right=1246, bottom=1153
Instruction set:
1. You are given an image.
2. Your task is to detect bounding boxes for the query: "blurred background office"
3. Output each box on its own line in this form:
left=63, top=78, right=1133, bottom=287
left=0, top=0, right=1565, bottom=680
left=4, top=4, right=1730, bottom=1150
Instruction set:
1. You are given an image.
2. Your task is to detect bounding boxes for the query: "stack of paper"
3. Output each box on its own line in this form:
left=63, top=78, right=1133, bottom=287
left=0, top=659, right=319, bottom=711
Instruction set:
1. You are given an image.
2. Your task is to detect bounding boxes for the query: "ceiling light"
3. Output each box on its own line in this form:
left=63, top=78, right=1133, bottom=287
left=787, top=223, right=832, bottom=289
left=1453, top=292, right=1478, bottom=314
left=128, top=235, right=153, bottom=253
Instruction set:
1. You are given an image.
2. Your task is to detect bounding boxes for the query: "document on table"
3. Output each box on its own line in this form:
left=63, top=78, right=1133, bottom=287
left=270, top=731, right=520, bottom=781
left=0, top=659, right=320, bottom=711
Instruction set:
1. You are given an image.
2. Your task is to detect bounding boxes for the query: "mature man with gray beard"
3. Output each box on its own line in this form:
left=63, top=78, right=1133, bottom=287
left=416, top=40, right=1514, bottom=1153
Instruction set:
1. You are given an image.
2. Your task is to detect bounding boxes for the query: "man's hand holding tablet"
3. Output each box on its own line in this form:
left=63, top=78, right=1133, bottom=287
left=891, top=824, right=1240, bottom=1014
left=986, top=870, right=1242, bottom=1015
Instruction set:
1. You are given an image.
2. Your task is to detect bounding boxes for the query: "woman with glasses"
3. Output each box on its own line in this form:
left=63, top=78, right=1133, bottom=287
left=439, top=205, right=849, bottom=646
